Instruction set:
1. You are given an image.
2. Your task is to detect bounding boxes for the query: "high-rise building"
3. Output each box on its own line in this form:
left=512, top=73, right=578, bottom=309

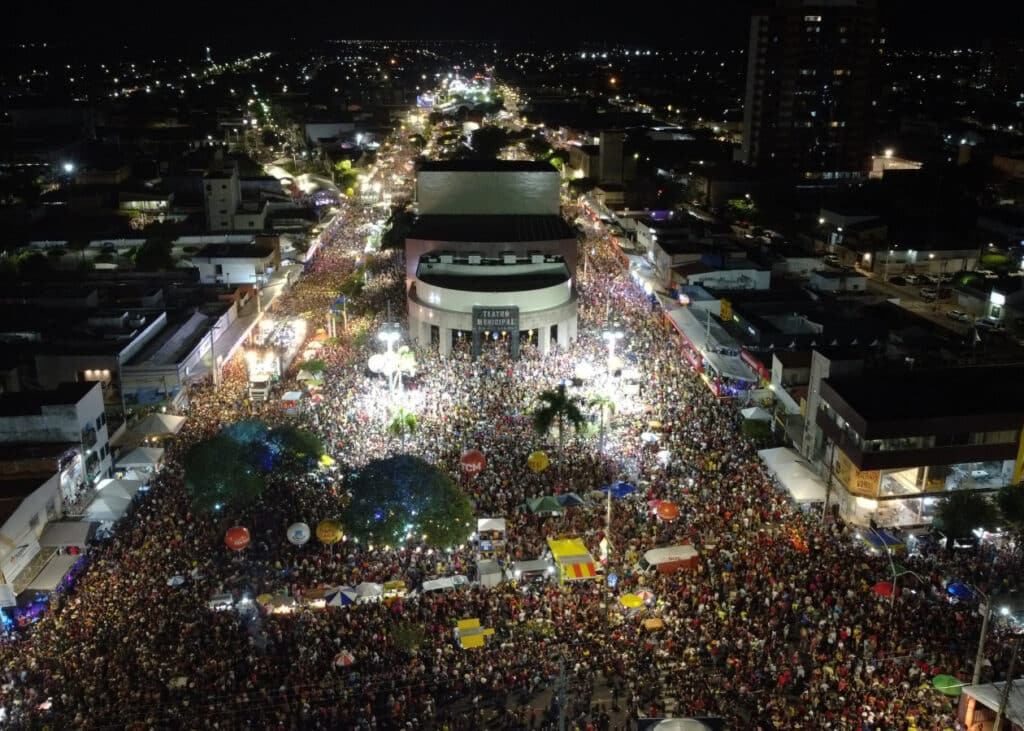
left=741, top=0, right=882, bottom=179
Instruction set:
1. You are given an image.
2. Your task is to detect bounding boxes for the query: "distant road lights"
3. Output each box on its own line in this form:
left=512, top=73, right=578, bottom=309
left=62, top=162, right=75, bottom=174
left=884, top=148, right=894, bottom=158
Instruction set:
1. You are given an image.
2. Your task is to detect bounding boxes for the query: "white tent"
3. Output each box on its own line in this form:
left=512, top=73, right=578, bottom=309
left=758, top=447, right=827, bottom=503
left=477, top=518, right=506, bottom=534
left=116, top=447, right=164, bottom=471
left=477, top=560, right=503, bottom=588
left=130, top=413, right=186, bottom=439
left=26, top=553, right=79, bottom=593
left=740, top=407, right=773, bottom=422
left=281, top=391, right=303, bottom=401
left=39, top=521, right=98, bottom=548
left=962, top=679, right=1024, bottom=727
left=84, top=493, right=133, bottom=522
left=355, top=582, right=382, bottom=602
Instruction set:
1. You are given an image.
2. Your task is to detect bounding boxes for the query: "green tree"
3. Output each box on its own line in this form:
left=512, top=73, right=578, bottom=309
left=381, top=206, right=414, bottom=250
left=935, top=490, right=997, bottom=552
left=17, top=251, right=52, bottom=275
left=266, top=425, right=324, bottom=474
left=568, top=177, right=597, bottom=198
left=390, top=622, right=426, bottom=654
left=997, top=484, right=1024, bottom=550
left=523, top=135, right=551, bottom=159
left=295, top=359, right=326, bottom=376
left=588, top=394, right=616, bottom=455
left=533, top=384, right=587, bottom=474
left=386, top=406, right=418, bottom=446
left=341, top=455, right=473, bottom=548
left=184, top=434, right=266, bottom=512
left=469, top=126, right=510, bottom=159
left=133, top=237, right=175, bottom=271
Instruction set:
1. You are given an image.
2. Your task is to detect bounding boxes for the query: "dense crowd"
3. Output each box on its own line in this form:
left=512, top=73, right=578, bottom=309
left=0, top=119, right=1019, bottom=731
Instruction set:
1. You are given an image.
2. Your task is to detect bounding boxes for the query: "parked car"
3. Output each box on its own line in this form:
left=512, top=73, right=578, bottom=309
left=974, top=269, right=999, bottom=280
left=947, top=310, right=970, bottom=322
left=976, top=318, right=1005, bottom=332
left=904, top=274, right=922, bottom=285
left=920, top=287, right=938, bottom=300
left=889, top=275, right=907, bottom=286
left=824, top=254, right=841, bottom=267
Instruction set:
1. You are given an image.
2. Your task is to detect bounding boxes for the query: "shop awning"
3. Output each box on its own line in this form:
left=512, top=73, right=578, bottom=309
left=561, top=559, right=597, bottom=580
left=116, top=447, right=164, bottom=470
left=39, top=521, right=98, bottom=547
left=758, top=447, right=828, bottom=503
left=25, top=553, right=79, bottom=592
left=129, top=413, right=186, bottom=439
left=962, top=680, right=1024, bottom=726
left=477, top=518, right=506, bottom=533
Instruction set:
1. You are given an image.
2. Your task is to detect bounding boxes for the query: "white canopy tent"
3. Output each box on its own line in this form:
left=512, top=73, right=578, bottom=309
left=130, top=413, right=186, bottom=440
left=758, top=447, right=828, bottom=503
left=26, top=553, right=79, bottom=593
left=740, top=407, right=773, bottom=422
left=115, top=447, right=164, bottom=471
left=39, top=521, right=98, bottom=548
left=962, top=679, right=1024, bottom=727
left=84, top=482, right=141, bottom=522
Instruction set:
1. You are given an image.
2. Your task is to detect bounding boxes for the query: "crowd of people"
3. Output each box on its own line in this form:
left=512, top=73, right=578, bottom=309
left=0, top=111, right=1020, bottom=731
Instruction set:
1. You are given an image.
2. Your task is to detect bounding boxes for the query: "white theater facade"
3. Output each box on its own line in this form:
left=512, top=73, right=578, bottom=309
left=405, top=160, right=578, bottom=357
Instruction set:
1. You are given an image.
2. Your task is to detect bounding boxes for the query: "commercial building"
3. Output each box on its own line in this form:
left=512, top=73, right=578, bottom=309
left=406, top=160, right=578, bottom=357
left=816, top=365, right=1024, bottom=527
left=741, top=0, right=881, bottom=178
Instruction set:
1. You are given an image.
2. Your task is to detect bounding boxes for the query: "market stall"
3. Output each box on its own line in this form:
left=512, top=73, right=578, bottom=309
left=547, top=538, right=598, bottom=584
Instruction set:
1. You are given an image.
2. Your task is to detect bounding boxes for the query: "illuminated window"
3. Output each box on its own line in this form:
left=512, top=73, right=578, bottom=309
left=804, top=14, right=822, bottom=22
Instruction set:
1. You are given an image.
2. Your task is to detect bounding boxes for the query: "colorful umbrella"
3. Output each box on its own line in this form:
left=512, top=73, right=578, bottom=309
left=325, top=586, right=358, bottom=607
left=931, top=674, right=963, bottom=696
left=946, top=581, right=975, bottom=601
left=599, top=481, right=637, bottom=499
left=635, top=588, right=656, bottom=605
left=333, top=650, right=356, bottom=668
left=619, top=594, right=644, bottom=609
left=872, top=581, right=895, bottom=597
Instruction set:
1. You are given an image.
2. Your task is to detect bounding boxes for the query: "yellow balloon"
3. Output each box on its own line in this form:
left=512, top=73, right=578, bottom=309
left=527, top=451, right=550, bottom=473
left=316, top=520, right=343, bottom=544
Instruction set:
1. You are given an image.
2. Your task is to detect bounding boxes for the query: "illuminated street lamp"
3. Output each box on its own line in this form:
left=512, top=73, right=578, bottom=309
left=63, top=162, right=75, bottom=175
left=602, top=324, right=625, bottom=373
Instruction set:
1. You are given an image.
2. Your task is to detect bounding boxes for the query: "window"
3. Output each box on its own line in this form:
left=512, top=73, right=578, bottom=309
left=96, top=416, right=103, bottom=430
left=215, top=264, right=224, bottom=275
left=248, top=221, right=255, bottom=227
left=219, top=209, right=227, bottom=215
left=804, top=14, right=821, bottom=22
left=221, top=184, right=227, bottom=190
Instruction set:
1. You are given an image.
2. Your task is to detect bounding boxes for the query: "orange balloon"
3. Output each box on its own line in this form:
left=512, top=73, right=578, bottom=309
left=656, top=502, right=679, bottom=521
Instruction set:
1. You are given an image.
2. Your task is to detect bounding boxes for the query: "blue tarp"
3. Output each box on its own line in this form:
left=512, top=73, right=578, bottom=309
left=859, top=529, right=904, bottom=550
left=946, top=581, right=975, bottom=600
left=598, top=481, right=638, bottom=499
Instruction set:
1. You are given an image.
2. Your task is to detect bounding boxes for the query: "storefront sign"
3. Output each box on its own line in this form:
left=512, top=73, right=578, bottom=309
left=471, top=306, right=520, bottom=359
left=1, top=536, right=41, bottom=585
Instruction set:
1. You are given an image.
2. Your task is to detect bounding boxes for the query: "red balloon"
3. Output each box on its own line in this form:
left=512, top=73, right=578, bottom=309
left=460, top=449, right=486, bottom=476
left=656, top=501, right=680, bottom=521
left=225, top=526, right=251, bottom=551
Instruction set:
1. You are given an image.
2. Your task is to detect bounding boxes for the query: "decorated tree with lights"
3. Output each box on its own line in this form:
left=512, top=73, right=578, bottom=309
left=184, top=434, right=265, bottom=512
left=341, top=455, right=473, bottom=548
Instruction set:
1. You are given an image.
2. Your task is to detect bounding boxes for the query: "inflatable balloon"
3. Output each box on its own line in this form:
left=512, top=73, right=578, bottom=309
left=316, top=519, right=343, bottom=544
left=225, top=526, right=251, bottom=551
left=656, top=501, right=680, bottom=521
left=527, top=451, right=550, bottom=473
left=287, top=522, right=311, bottom=546
left=460, top=449, right=486, bottom=476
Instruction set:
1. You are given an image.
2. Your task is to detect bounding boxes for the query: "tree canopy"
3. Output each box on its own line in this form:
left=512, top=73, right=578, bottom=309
left=935, top=490, right=998, bottom=551
left=341, top=455, right=473, bottom=549
left=469, top=126, right=510, bottom=159
left=133, top=237, right=175, bottom=271
left=996, top=484, right=1024, bottom=548
left=184, top=434, right=266, bottom=512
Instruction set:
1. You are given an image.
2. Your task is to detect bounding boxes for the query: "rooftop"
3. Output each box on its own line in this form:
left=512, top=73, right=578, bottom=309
left=823, top=365, right=1024, bottom=422
left=195, top=243, right=276, bottom=259
left=0, top=382, right=98, bottom=417
left=417, top=160, right=558, bottom=173
left=417, top=267, right=570, bottom=293
left=408, top=215, right=575, bottom=243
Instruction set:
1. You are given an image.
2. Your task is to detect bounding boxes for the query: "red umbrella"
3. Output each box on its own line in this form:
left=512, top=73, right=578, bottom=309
left=225, top=526, right=251, bottom=551
left=460, top=449, right=486, bottom=477
left=872, top=581, right=895, bottom=597
left=657, top=501, right=680, bottom=521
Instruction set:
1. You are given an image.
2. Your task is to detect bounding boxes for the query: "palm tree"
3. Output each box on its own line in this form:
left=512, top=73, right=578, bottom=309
left=533, top=383, right=587, bottom=477
left=996, top=484, right=1024, bottom=553
left=935, top=490, right=997, bottom=553
left=386, top=406, right=418, bottom=448
left=588, top=394, right=616, bottom=456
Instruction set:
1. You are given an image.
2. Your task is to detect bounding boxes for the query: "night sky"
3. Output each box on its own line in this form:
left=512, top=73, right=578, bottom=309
left=2, top=0, right=1021, bottom=47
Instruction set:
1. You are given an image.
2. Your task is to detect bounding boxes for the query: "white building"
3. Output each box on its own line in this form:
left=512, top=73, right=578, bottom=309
left=0, top=382, right=112, bottom=487
left=192, top=237, right=280, bottom=285
left=204, top=163, right=268, bottom=232
left=406, top=160, right=578, bottom=357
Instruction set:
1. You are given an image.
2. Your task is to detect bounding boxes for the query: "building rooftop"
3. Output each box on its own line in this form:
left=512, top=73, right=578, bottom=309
left=0, top=382, right=97, bottom=417
left=408, top=215, right=575, bottom=243
left=774, top=350, right=813, bottom=368
left=417, top=160, right=558, bottom=173
left=823, top=365, right=1024, bottom=422
left=194, top=243, right=275, bottom=259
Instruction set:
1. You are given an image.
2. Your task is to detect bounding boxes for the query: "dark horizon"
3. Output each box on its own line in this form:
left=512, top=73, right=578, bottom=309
left=2, top=1, right=1022, bottom=51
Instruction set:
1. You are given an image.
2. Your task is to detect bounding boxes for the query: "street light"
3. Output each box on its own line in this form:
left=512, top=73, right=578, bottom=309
left=63, top=162, right=75, bottom=175
left=602, top=324, right=625, bottom=373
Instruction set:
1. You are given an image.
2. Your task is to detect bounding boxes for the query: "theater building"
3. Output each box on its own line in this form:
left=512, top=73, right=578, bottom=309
left=405, top=160, right=578, bottom=357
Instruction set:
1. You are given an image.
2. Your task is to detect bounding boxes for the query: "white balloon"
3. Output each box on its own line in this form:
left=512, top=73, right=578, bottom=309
left=287, top=522, right=311, bottom=546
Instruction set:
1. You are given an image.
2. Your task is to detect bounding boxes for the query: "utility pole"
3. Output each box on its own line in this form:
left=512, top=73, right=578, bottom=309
left=821, top=440, right=836, bottom=524
left=974, top=598, right=993, bottom=686
left=558, top=653, right=567, bottom=731
left=994, top=640, right=1019, bottom=731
